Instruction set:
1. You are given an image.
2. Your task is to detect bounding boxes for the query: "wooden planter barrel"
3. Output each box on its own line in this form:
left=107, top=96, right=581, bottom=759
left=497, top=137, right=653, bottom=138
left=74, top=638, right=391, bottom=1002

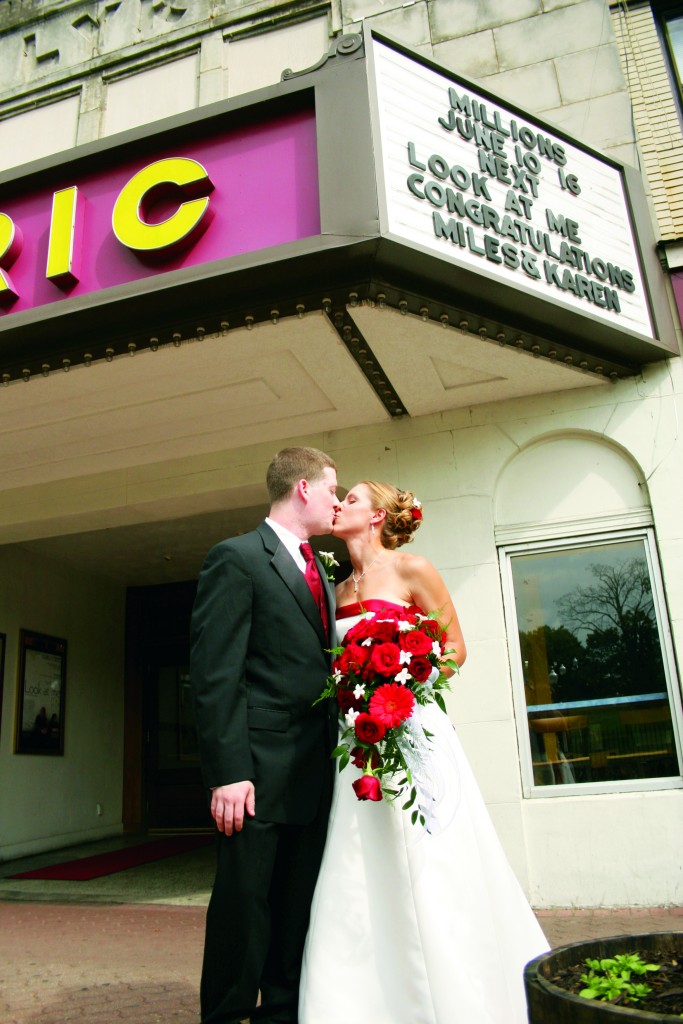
left=524, top=932, right=683, bottom=1023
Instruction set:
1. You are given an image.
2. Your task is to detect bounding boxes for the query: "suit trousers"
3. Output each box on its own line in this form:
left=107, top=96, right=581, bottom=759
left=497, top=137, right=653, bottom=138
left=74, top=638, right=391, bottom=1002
left=200, top=802, right=330, bottom=1024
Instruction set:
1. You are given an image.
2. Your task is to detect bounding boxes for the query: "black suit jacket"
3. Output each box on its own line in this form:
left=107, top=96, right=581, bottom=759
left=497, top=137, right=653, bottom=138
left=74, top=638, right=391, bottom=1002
left=190, top=522, right=337, bottom=825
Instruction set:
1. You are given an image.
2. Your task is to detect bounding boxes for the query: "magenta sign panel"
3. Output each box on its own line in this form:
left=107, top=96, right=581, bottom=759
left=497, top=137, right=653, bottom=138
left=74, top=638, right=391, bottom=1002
left=0, top=107, right=320, bottom=317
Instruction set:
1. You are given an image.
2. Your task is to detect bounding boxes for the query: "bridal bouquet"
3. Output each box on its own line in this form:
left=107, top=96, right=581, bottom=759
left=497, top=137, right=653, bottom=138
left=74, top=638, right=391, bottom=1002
left=317, top=605, right=457, bottom=825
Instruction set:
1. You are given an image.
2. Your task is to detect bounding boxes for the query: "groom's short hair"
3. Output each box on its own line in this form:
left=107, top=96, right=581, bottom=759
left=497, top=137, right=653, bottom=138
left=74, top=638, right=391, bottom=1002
left=267, top=447, right=336, bottom=505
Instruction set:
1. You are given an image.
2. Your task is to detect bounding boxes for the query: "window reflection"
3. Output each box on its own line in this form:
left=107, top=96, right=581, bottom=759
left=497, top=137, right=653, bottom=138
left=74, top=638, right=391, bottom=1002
left=510, top=539, right=680, bottom=787
left=664, top=12, right=683, bottom=97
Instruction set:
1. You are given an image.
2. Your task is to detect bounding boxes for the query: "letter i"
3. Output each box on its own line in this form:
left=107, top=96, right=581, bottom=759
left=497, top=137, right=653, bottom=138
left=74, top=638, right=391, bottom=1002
left=46, top=186, right=84, bottom=288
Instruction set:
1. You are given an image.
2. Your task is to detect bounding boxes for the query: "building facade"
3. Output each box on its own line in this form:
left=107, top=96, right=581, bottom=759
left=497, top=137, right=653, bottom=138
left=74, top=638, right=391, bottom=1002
left=0, top=0, right=682, bottom=908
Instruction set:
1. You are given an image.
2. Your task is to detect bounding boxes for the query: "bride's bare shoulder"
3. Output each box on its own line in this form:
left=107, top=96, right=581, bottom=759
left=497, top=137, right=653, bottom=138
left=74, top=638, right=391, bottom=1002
left=394, top=550, right=435, bottom=579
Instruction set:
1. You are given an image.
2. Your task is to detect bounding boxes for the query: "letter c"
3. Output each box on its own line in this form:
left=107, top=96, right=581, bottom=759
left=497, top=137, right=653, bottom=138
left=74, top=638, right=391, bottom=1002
left=112, top=157, right=214, bottom=256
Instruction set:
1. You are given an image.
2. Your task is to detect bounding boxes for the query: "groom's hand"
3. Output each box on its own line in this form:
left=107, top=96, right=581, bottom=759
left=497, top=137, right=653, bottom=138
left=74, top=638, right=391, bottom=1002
left=211, top=781, right=256, bottom=835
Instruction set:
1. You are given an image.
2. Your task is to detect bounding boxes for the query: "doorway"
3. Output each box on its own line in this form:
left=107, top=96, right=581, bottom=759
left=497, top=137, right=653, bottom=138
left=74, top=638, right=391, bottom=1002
left=125, top=581, right=210, bottom=831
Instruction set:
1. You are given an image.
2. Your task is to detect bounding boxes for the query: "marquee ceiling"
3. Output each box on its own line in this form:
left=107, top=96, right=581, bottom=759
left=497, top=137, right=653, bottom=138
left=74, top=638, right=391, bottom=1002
left=0, top=304, right=605, bottom=584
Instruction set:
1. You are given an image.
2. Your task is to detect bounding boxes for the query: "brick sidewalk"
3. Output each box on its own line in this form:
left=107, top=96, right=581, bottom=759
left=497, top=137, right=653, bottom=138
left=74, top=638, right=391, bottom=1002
left=0, top=900, right=681, bottom=1023
left=536, top=904, right=683, bottom=947
left=0, top=902, right=204, bottom=1024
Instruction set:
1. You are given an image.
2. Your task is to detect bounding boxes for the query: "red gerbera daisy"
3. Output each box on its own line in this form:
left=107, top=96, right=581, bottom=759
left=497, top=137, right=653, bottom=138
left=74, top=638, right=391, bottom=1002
left=368, top=683, right=415, bottom=728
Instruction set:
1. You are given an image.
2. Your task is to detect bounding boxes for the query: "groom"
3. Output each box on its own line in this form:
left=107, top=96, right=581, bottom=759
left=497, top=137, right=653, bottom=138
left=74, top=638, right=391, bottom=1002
left=190, top=446, right=340, bottom=1024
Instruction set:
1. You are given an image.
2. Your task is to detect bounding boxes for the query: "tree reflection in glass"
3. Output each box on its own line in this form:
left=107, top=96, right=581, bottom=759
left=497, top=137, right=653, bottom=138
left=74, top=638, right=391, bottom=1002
left=510, top=539, right=679, bottom=787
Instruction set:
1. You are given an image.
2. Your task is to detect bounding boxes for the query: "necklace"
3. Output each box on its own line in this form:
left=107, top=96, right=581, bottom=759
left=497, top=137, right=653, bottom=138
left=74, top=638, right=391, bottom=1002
left=351, top=552, right=383, bottom=594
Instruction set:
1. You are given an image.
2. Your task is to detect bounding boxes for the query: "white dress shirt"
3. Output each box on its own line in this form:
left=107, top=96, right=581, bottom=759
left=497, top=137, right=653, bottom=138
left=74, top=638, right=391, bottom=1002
left=264, top=517, right=307, bottom=572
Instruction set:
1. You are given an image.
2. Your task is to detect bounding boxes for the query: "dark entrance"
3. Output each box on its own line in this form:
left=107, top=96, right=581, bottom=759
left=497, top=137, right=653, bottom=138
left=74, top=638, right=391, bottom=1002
left=125, top=581, right=210, bottom=831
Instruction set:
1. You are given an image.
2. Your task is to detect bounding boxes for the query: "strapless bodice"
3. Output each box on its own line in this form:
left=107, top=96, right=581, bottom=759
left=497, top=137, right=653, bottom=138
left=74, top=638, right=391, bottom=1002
left=336, top=599, right=414, bottom=620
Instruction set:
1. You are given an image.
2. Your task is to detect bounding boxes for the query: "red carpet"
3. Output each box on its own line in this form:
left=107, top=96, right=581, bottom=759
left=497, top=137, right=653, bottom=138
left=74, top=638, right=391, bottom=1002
left=7, top=834, right=214, bottom=881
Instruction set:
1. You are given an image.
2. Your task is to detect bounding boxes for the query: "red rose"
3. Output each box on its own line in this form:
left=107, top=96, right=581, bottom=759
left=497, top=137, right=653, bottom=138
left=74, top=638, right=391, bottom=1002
left=344, top=617, right=373, bottom=644
left=354, top=713, right=387, bottom=744
left=370, top=618, right=399, bottom=643
left=361, top=659, right=376, bottom=682
left=370, top=642, right=402, bottom=677
left=399, top=630, right=432, bottom=657
left=421, top=619, right=446, bottom=644
left=369, top=683, right=415, bottom=728
left=411, top=507, right=422, bottom=520
left=352, top=774, right=383, bottom=801
left=370, top=603, right=400, bottom=619
left=337, top=689, right=363, bottom=713
left=339, top=643, right=371, bottom=673
left=409, top=656, right=432, bottom=683
left=351, top=746, right=381, bottom=769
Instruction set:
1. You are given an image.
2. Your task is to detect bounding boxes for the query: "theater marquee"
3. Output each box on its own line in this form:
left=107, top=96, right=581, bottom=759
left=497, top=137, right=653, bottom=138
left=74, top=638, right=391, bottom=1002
left=0, top=29, right=675, bottom=382
left=368, top=37, right=653, bottom=340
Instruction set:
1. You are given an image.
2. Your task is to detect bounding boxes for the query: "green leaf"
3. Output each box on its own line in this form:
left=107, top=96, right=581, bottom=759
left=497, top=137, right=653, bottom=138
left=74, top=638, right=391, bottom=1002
left=411, top=809, right=418, bottom=825
left=338, top=751, right=350, bottom=771
left=434, top=691, right=447, bottom=714
left=402, top=787, right=417, bottom=811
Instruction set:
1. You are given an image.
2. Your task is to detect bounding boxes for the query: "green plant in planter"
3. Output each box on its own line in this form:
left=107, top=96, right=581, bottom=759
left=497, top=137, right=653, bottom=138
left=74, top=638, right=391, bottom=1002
left=580, top=954, right=660, bottom=1005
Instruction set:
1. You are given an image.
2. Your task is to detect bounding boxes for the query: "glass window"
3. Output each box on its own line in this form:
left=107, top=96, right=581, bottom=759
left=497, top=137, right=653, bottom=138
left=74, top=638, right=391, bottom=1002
left=660, top=5, right=683, bottom=102
left=502, top=532, right=683, bottom=794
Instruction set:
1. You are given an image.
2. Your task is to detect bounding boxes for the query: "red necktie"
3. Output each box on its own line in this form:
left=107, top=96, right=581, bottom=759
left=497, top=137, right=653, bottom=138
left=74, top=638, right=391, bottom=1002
left=300, top=542, right=329, bottom=639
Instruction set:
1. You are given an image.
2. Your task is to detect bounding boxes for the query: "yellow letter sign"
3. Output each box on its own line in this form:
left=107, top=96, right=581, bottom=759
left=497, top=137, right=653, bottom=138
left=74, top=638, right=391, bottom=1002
left=46, top=186, right=84, bottom=287
left=112, top=157, right=214, bottom=255
left=0, top=212, right=22, bottom=305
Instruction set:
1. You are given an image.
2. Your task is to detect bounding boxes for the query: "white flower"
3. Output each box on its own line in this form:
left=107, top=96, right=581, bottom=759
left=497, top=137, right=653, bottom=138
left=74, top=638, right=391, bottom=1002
left=353, top=683, right=366, bottom=700
left=332, top=668, right=343, bottom=685
left=398, top=620, right=412, bottom=632
left=431, top=641, right=442, bottom=658
left=399, top=649, right=412, bottom=665
left=361, top=638, right=372, bottom=647
left=318, top=550, right=340, bottom=582
left=413, top=498, right=422, bottom=508
left=318, top=551, right=339, bottom=566
left=345, top=708, right=360, bottom=728
left=394, top=667, right=412, bottom=685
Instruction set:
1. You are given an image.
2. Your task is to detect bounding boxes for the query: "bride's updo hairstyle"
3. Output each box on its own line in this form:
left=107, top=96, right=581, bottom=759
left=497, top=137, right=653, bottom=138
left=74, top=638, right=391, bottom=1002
left=362, top=481, right=423, bottom=550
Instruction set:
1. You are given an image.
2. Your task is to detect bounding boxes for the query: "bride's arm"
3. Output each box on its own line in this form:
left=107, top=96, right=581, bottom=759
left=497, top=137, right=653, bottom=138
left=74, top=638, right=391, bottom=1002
left=402, top=554, right=467, bottom=672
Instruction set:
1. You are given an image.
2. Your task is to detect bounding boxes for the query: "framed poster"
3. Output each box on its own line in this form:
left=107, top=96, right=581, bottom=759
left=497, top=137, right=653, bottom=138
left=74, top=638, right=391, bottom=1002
left=15, top=630, right=67, bottom=755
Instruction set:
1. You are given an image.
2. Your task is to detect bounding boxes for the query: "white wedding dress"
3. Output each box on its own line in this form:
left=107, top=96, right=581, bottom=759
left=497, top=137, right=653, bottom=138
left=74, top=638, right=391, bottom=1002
left=299, top=601, right=549, bottom=1024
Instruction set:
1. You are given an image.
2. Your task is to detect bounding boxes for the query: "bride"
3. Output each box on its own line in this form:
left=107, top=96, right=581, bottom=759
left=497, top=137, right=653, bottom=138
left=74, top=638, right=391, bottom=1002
left=299, top=480, right=549, bottom=1024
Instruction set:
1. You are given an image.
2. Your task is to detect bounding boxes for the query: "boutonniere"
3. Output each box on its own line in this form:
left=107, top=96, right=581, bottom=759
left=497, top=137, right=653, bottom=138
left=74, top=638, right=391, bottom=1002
left=318, top=550, right=340, bottom=582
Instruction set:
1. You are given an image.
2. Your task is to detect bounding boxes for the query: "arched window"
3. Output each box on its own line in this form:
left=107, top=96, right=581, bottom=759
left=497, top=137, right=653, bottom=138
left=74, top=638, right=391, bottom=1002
left=496, top=434, right=683, bottom=796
